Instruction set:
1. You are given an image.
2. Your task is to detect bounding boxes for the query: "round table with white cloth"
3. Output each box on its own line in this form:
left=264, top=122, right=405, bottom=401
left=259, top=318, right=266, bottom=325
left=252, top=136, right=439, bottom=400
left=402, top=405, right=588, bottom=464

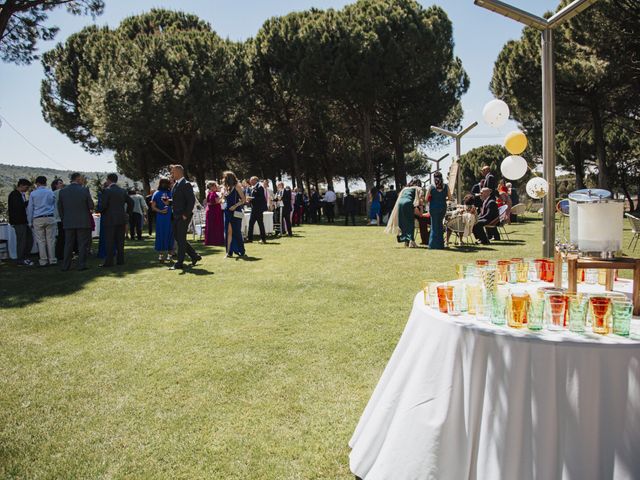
left=241, top=211, right=274, bottom=237
left=349, top=284, right=640, bottom=480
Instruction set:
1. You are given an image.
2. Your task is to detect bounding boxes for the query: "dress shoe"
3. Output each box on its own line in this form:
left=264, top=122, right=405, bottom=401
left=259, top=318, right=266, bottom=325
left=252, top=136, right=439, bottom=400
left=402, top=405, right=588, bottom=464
left=191, top=254, right=203, bottom=266
left=169, top=264, right=184, bottom=270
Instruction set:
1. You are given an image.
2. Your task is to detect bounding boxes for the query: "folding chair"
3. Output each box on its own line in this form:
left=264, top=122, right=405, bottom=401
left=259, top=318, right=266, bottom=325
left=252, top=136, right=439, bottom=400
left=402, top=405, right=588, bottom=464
left=625, top=213, right=640, bottom=253
left=510, top=203, right=526, bottom=222
left=446, top=215, right=475, bottom=246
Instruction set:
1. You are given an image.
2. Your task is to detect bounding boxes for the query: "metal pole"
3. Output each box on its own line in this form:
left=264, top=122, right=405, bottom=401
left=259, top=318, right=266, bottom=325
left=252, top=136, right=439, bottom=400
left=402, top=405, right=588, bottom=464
left=456, top=139, right=462, bottom=204
left=542, top=28, right=556, bottom=258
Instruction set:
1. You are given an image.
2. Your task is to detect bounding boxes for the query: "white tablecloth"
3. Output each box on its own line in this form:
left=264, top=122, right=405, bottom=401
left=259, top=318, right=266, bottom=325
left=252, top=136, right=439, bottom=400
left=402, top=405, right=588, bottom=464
left=241, top=211, right=274, bottom=237
left=349, top=290, right=640, bottom=480
left=0, top=223, right=38, bottom=259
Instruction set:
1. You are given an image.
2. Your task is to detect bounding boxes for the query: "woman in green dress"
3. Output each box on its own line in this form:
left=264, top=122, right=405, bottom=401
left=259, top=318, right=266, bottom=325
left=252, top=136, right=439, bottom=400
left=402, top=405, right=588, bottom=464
left=385, top=179, right=423, bottom=247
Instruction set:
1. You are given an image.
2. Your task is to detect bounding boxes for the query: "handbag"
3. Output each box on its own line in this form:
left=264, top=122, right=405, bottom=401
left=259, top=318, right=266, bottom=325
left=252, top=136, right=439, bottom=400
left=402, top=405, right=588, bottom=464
left=233, top=209, right=244, bottom=219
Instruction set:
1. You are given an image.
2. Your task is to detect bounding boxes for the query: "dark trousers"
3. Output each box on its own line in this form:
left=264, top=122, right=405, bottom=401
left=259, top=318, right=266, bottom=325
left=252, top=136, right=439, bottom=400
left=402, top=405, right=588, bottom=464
left=282, top=208, right=292, bottom=236
left=345, top=212, right=356, bottom=226
left=129, top=212, right=142, bottom=240
left=55, top=221, right=65, bottom=261
left=173, top=216, right=197, bottom=265
left=417, top=215, right=430, bottom=245
left=325, top=203, right=335, bottom=223
left=473, top=221, right=490, bottom=244
left=63, top=228, right=90, bottom=270
left=12, top=223, right=31, bottom=262
left=310, top=206, right=319, bottom=223
left=104, top=224, right=126, bottom=266
left=147, top=211, right=155, bottom=236
left=248, top=209, right=266, bottom=242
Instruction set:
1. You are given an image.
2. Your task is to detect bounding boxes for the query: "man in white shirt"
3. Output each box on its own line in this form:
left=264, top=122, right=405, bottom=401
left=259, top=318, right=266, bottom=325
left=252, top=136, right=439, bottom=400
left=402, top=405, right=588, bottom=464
left=323, top=188, right=337, bottom=224
left=128, top=189, right=148, bottom=240
left=27, top=176, right=57, bottom=266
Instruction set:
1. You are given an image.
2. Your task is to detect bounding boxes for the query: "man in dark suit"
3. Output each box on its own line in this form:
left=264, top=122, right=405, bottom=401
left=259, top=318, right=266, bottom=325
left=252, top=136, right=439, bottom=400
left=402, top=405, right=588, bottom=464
left=169, top=165, right=201, bottom=270
left=343, top=189, right=357, bottom=226
left=480, top=165, right=497, bottom=198
left=247, top=176, right=267, bottom=243
left=383, top=185, right=398, bottom=224
left=58, top=173, right=94, bottom=270
left=473, top=188, right=500, bottom=245
left=8, top=178, right=33, bottom=266
left=309, top=189, right=321, bottom=223
left=98, top=173, right=133, bottom=267
left=279, top=182, right=293, bottom=237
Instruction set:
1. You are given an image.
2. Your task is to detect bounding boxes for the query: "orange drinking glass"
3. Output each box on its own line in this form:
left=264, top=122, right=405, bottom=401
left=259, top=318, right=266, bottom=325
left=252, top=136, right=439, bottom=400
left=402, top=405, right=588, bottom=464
left=548, top=294, right=569, bottom=326
left=436, top=285, right=454, bottom=313
left=590, top=296, right=611, bottom=335
left=476, top=259, right=489, bottom=268
left=497, top=260, right=510, bottom=284
left=509, top=293, right=530, bottom=328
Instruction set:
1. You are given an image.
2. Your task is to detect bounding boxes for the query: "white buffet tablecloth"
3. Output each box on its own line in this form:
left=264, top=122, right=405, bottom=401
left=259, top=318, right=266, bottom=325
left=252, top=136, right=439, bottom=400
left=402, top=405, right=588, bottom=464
left=241, top=211, right=274, bottom=237
left=0, top=223, right=38, bottom=259
left=349, top=286, right=640, bottom=480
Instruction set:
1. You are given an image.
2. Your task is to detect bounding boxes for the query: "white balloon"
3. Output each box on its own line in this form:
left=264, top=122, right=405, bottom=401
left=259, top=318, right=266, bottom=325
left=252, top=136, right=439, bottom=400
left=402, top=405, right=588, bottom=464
left=482, top=99, right=510, bottom=128
left=500, top=155, right=528, bottom=180
left=526, top=177, right=549, bottom=199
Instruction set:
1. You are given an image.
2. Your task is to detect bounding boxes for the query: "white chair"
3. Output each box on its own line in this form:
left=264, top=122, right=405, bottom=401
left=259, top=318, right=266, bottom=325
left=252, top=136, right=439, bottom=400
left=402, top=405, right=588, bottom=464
left=191, top=203, right=206, bottom=240
left=625, top=213, right=640, bottom=252
left=446, top=215, right=476, bottom=246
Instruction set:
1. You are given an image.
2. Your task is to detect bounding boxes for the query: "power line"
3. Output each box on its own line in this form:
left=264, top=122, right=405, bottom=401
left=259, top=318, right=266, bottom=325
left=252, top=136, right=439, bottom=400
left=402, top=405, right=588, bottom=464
left=0, top=113, right=70, bottom=171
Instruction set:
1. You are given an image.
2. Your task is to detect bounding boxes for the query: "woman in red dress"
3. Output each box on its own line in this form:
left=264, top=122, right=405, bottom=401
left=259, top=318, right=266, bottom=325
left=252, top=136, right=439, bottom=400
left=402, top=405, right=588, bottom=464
left=204, top=181, right=225, bottom=246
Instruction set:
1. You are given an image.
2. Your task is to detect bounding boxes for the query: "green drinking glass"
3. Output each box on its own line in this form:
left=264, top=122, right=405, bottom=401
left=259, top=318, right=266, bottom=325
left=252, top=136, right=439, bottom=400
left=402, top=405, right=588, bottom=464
left=527, top=299, right=544, bottom=331
left=568, top=297, right=588, bottom=333
left=612, top=301, right=633, bottom=337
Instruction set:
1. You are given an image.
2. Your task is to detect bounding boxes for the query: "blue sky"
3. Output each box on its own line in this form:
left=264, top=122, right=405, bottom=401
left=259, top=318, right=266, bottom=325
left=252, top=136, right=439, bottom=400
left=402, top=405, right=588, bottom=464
left=0, top=0, right=560, bottom=174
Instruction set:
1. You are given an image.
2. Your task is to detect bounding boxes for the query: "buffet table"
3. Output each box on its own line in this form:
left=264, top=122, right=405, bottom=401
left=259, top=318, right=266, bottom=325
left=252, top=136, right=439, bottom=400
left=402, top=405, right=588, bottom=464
left=349, top=285, right=640, bottom=480
left=241, top=211, right=274, bottom=237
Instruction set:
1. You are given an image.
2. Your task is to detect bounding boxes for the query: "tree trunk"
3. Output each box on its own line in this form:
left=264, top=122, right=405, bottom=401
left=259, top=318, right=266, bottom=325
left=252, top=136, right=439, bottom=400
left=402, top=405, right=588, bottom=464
left=0, top=0, right=17, bottom=41
left=392, top=130, right=406, bottom=189
left=344, top=175, right=349, bottom=192
left=592, top=107, right=609, bottom=190
left=620, top=168, right=634, bottom=212
left=572, top=141, right=585, bottom=190
left=360, top=110, right=375, bottom=212
left=142, top=174, right=151, bottom=195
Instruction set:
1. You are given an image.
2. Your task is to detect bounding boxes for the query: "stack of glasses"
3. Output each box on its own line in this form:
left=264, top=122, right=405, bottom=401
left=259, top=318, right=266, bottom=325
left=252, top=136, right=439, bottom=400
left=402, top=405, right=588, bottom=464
left=421, top=260, right=634, bottom=337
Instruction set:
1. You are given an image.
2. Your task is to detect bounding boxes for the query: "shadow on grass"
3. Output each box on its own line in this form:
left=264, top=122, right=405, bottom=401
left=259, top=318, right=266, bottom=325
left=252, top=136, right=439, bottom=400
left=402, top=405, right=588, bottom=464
left=0, top=241, right=221, bottom=309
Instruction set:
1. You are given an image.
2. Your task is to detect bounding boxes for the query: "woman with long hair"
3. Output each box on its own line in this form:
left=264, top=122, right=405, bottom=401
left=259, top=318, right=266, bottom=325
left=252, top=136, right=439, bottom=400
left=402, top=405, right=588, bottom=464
left=222, top=171, right=246, bottom=258
left=151, top=178, right=175, bottom=262
left=385, top=178, right=423, bottom=248
left=426, top=171, right=451, bottom=249
left=204, top=181, right=225, bottom=246
left=496, top=180, right=512, bottom=223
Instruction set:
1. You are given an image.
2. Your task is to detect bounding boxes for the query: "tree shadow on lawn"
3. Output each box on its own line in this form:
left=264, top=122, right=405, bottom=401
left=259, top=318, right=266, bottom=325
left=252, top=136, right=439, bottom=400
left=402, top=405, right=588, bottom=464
left=0, top=243, right=221, bottom=309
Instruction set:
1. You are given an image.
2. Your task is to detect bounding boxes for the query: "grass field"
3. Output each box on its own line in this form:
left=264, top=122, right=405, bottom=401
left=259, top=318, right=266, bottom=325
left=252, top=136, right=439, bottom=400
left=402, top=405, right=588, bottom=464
left=0, top=216, right=637, bottom=479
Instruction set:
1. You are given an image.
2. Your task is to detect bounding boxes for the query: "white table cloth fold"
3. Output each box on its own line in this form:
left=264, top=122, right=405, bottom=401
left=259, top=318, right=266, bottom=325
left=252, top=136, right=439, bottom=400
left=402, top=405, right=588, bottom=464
left=350, top=293, right=640, bottom=480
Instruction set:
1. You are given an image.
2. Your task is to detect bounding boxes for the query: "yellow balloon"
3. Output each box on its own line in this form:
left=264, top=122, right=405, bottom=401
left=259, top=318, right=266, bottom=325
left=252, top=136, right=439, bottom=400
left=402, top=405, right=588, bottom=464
left=504, top=130, right=528, bottom=155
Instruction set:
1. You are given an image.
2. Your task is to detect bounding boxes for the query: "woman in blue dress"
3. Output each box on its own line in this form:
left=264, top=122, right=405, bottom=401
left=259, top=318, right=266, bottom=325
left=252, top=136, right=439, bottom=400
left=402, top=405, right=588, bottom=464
left=426, top=171, right=451, bottom=249
left=222, top=171, right=246, bottom=258
left=151, top=178, right=174, bottom=263
left=369, top=187, right=383, bottom=225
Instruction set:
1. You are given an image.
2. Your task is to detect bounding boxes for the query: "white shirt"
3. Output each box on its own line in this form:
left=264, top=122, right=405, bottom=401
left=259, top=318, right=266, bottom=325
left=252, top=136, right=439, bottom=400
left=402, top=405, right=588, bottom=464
left=323, top=191, right=337, bottom=203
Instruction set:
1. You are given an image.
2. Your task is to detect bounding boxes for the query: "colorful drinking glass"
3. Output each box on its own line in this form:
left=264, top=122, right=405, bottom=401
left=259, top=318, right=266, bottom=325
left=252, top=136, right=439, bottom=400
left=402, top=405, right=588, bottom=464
left=589, top=296, right=611, bottom=335
left=509, top=293, right=530, bottom=329
left=547, top=298, right=567, bottom=331
left=568, top=296, right=588, bottom=333
left=612, top=300, right=632, bottom=336
left=437, top=285, right=454, bottom=314
left=527, top=299, right=544, bottom=331
left=466, top=282, right=482, bottom=315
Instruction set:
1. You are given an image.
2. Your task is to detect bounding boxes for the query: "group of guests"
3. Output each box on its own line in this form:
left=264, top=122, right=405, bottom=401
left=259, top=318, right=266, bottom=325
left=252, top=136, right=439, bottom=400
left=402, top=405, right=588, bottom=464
left=385, top=165, right=520, bottom=249
left=368, top=185, right=399, bottom=226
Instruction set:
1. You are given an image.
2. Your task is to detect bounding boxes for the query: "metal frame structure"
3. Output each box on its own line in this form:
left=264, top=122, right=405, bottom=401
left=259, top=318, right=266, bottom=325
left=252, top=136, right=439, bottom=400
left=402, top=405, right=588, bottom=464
left=430, top=122, right=478, bottom=202
left=474, top=0, right=599, bottom=257
left=426, top=153, right=449, bottom=185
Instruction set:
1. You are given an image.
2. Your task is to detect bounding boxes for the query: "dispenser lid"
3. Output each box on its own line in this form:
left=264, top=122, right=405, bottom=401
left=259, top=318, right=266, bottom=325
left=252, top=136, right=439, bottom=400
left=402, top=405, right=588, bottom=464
left=568, top=189, right=612, bottom=202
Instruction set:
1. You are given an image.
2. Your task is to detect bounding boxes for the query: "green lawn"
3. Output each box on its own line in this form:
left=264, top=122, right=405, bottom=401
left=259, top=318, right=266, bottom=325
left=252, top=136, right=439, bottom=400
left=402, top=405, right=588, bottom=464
left=0, top=216, right=636, bottom=478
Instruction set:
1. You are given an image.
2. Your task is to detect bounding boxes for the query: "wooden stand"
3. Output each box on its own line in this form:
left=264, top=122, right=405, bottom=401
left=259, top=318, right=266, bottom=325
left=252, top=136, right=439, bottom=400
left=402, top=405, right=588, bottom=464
left=554, top=248, right=640, bottom=315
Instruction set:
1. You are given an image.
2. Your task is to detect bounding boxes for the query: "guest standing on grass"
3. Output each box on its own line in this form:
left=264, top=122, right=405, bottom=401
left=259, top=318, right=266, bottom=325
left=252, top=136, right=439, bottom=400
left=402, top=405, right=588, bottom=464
left=385, top=178, right=423, bottom=248
left=279, top=182, right=293, bottom=237
left=204, top=181, right=224, bottom=246
left=369, top=187, right=383, bottom=225
left=27, top=176, right=57, bottom=267
left=98, top=173, right=133, bottom=267
left=128, top=189, right=147, bottom=241
left=222, top=171, right=246, bottom=258
left=323, top=187, right=337, bottom=224
left=247, top=176, right=267, bottom=244
left=170, top=165, right=202, bottom=270
left=52, top=178, right=65, bottom=262
left=58, top=173, right=93, bottom=271
left=426, top=171, right=451, bottom=250
left=8, top=178, right=33, bottom=266
left=151, top=178, right=174, bottom=263
left=343, top=189, right=357, bottom=226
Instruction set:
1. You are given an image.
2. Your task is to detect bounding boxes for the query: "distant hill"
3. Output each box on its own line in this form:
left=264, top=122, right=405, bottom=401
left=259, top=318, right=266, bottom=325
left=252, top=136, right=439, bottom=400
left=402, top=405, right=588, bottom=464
left=0, top=163, right=138, bottom=219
